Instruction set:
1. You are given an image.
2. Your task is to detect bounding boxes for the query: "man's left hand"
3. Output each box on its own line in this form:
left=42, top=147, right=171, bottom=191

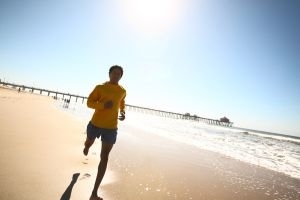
left=118, top=111, right=125, bottom=121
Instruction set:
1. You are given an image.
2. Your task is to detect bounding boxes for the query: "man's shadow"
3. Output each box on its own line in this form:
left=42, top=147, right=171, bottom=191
left=60, top=173, right=80, bottom=200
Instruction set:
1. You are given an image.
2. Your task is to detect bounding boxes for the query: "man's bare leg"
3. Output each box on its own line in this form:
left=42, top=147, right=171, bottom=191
left=83, top=137, right=95, bottom=156
left=90, top=142, right=113, bottom=200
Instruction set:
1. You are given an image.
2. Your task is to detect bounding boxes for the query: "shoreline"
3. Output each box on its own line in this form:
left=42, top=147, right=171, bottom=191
left=106, top=124, right=300, bottom=200
left=1, top=86, right=299, bottom=200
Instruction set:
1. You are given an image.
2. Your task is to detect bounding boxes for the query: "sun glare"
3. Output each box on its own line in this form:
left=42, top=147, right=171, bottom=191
left=116, top=0, right=186, bottom=36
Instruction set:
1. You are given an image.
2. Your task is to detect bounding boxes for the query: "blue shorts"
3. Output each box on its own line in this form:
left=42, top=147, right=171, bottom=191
left=86, top=121, right=118, bottom=144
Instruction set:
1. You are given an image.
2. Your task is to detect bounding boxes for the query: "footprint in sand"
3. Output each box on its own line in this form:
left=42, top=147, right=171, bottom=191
left=79, top=173, right=91, bottom=180
left=82, top=158, right=89, bottom=165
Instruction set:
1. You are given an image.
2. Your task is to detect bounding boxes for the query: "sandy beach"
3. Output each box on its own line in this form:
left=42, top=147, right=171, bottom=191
left=0, top=86, right=299, bottom=200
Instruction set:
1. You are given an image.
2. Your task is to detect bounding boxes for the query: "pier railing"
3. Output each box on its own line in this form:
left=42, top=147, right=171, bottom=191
left=0, top=80, right=233, bottom=127
left=125, top=104, right=233, bottom=127
left=0, top=80, right=87, bottom=103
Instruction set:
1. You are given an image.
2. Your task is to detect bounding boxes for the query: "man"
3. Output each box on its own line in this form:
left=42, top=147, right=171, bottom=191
left=83, top=65, right=126, bottom=200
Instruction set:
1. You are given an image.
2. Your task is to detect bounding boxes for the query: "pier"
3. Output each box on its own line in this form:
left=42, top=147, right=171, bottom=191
left=1, top=80, right=233, bottom=127
left=0, top=80, right=87, bottom=103
left=126, top=104, right=233, bottom=127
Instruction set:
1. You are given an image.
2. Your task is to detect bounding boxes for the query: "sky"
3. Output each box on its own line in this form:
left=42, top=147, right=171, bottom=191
left=0, top=0, right=299, bottom=136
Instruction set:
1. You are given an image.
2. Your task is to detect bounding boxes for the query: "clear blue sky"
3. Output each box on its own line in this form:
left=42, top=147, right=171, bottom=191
left=1, top=0, right=299, bottom=136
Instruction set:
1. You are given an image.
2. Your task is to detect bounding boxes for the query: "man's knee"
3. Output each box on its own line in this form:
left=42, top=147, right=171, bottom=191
left=100, top=151, right=110, bottom=162
left=85, top=138, right=95, bottom=146
left=100, top=145, right=113, bottom=161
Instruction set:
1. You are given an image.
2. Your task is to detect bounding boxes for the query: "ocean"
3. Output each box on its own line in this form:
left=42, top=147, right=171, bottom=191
left=58, top=99, right=300, bottom=180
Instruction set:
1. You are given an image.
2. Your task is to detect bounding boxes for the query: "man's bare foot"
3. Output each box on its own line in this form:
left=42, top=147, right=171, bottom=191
left=89, top=195, right=103, bottom=200
left=83, top=147, right=89, bottom=156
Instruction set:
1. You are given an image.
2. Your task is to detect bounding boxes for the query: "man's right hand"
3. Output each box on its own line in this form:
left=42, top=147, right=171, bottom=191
left=104, top=100, right=113, bottom=109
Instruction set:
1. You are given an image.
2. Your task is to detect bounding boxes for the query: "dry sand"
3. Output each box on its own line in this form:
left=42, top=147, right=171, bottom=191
left=0, top=86, right=299, bottom=200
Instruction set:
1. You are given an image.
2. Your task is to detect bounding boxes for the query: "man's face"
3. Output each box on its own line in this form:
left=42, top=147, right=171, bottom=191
left=109, top=68, right=123, bottom=84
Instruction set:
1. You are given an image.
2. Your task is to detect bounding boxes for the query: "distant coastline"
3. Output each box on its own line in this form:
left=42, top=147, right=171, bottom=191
left=228, top=126, right=300, bottom=140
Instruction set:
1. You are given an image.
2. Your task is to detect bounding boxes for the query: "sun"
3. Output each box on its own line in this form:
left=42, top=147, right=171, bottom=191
left=116, top=0, right=186, bottom=36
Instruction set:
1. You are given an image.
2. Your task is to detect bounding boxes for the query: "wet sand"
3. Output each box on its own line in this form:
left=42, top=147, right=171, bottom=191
left=0, top=86, right=299, bottom=200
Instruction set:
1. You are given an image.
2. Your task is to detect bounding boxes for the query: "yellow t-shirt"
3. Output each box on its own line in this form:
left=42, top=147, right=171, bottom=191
left=87, top=82, right=126, bottom=129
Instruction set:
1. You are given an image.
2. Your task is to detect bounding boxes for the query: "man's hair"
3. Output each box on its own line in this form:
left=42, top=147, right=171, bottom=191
left=109, top=65, right=123, bottom=77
